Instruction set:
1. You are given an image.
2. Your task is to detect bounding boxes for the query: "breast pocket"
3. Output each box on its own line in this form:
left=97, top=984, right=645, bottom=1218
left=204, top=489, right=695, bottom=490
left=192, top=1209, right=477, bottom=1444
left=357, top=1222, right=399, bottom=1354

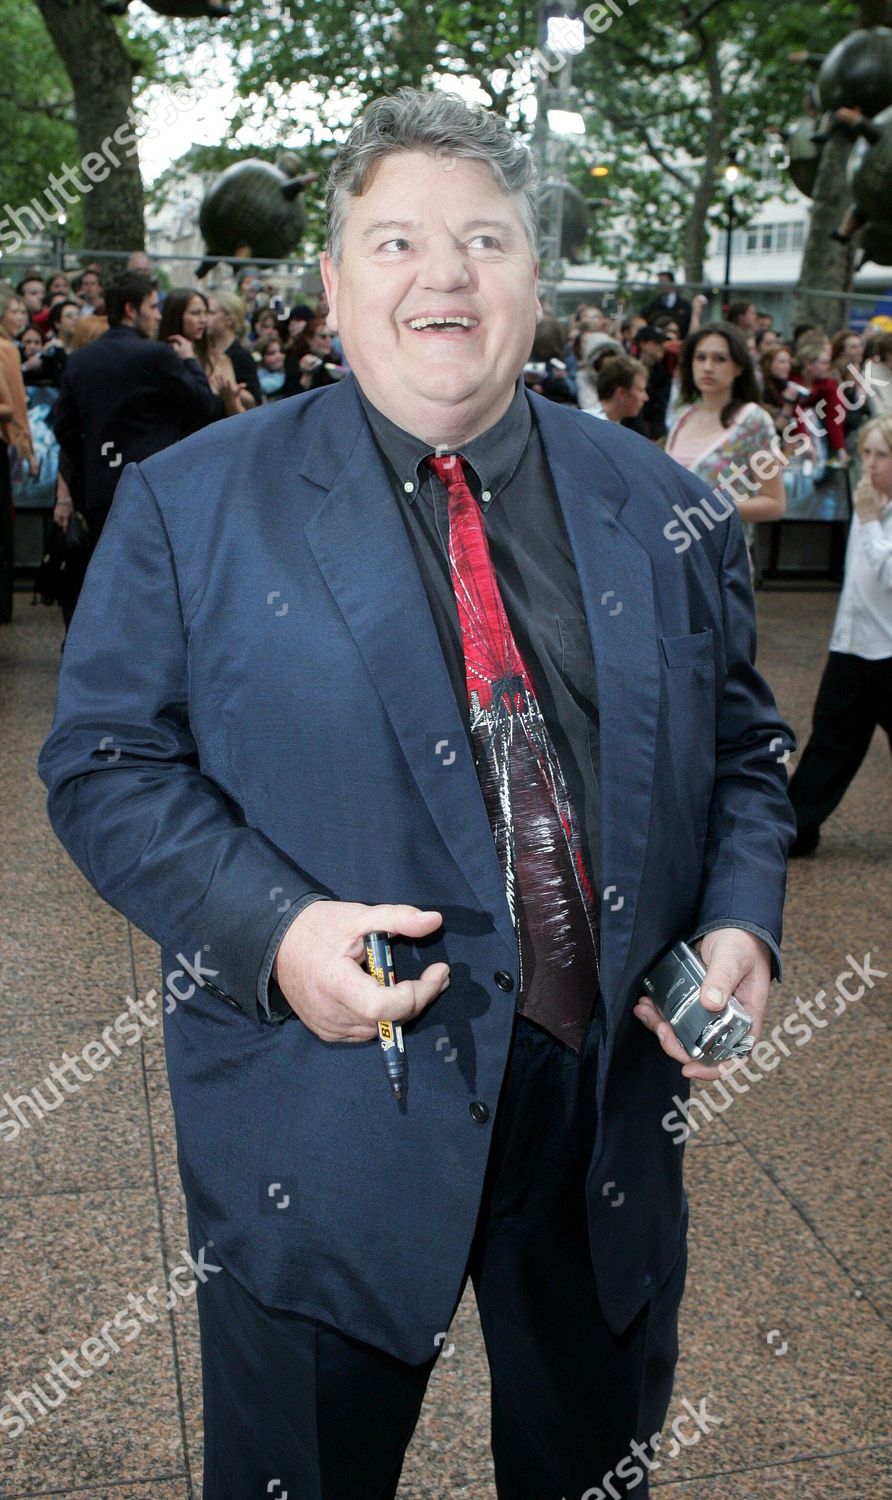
left=660, top=630, right=715, bottom=672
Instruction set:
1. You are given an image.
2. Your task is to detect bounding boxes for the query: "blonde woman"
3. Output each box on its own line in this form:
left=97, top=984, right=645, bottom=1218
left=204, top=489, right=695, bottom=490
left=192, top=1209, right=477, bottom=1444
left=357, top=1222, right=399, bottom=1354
left=788, top=415, right=892, bottom=855
left=207, top=291, right=261, bottom=409
left=0, top=285, right=38, bottom=622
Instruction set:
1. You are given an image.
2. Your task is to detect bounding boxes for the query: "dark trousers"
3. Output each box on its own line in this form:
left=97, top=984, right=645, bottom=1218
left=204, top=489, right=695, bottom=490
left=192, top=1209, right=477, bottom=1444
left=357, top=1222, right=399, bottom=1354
left=191, top=1015, right=686, bottom=1499
left=788, top=651, right=892, bottom=836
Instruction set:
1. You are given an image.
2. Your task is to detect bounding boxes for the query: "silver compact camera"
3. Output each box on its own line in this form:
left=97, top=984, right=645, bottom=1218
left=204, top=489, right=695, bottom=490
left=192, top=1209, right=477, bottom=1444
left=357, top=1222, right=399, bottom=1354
left=642, top=940, right=754, bottom=1065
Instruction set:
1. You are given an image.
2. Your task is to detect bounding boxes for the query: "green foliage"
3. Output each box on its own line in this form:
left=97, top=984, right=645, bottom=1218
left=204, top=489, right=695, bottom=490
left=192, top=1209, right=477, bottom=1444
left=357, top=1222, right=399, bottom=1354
left=0, top=0, right=80, bottom=247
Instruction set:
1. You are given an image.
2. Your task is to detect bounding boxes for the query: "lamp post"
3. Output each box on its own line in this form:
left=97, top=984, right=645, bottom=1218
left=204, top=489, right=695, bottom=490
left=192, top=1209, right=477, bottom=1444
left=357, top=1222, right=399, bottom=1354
left=53, top=213, right=68, bottom=272
left=536, top=2, right=586, bottom=309
left=722, top=155, right=739, bottom=304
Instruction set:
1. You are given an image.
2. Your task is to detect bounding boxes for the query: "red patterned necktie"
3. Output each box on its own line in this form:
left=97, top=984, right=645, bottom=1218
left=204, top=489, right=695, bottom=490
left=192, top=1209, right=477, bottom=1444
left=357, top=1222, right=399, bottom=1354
left=427, top=453, right=599, bottom=1052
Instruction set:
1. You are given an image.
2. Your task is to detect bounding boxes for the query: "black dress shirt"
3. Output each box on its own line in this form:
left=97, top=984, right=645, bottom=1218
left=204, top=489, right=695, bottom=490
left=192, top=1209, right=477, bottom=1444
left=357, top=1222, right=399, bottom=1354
left=358, top=382, right=603, bottom=903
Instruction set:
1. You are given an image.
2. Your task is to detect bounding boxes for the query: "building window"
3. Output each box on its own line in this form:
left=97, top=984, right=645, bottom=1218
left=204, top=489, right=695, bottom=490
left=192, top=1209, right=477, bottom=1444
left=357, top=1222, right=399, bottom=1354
left=776, top=224, right=789, bottom=252
left=746, top=226, right=759, bottom=252
left=791, top=221, right=805, bottom=249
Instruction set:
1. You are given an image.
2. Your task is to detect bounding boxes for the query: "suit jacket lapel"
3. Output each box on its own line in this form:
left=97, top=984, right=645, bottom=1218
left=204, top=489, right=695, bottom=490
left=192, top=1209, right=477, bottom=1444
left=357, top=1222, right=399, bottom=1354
left=533, top=398, right=661, bottom=1011
left=300, top=381, right=513, bottom=946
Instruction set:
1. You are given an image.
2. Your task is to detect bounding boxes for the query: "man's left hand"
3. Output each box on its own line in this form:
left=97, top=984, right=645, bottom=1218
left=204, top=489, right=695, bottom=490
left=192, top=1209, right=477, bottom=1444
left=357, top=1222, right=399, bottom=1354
left=633, top=928, right=772, bottom=1081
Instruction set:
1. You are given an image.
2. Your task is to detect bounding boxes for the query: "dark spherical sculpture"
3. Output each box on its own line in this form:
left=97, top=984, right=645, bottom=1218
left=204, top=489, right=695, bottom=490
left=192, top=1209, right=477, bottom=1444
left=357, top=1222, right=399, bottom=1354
left=537, top=180, right=590, bottom=264
left=858, top=220, right=892, bottom=268
left=786, top=117, right=823, bottom=198
left=197, top=155, right=312, bottom=277
left=832, top=105, right=892, bottom=248
left=817, top=27, right=892, bottom=119
left=847, top=104, right=892, bottom=213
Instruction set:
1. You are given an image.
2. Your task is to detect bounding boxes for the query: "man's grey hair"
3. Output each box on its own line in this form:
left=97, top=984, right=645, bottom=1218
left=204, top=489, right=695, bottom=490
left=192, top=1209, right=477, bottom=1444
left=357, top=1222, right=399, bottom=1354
left=325, top=88, right=539, bottom=265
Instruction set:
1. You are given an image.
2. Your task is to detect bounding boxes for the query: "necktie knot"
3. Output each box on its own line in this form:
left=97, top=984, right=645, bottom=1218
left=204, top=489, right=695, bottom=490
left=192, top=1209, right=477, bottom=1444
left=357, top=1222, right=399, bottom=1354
left=427, top=452, right=468, bottom=488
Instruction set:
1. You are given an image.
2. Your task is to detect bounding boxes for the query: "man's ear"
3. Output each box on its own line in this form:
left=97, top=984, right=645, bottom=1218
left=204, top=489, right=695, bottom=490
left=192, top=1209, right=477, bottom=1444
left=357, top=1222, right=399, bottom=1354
left=533, top=262, right=543, bottom=322
left=320, top=252, right=339, bottom=332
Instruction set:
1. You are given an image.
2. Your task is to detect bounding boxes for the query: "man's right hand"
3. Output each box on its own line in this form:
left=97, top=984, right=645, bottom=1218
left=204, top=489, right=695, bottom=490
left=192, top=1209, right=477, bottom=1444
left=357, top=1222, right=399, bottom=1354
left=272, top=901, right=449, bottom=1042
left=167, top=334, right=195, bottom=361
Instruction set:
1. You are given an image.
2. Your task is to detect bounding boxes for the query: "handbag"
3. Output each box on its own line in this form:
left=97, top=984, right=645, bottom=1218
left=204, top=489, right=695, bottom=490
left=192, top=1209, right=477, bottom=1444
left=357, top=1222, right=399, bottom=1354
left=32, top=511, right=92, bottom=611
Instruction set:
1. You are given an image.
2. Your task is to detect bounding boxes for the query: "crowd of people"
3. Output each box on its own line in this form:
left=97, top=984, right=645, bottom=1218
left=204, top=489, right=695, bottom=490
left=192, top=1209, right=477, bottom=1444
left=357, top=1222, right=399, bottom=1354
left=1, top=254, right=889, bottom=853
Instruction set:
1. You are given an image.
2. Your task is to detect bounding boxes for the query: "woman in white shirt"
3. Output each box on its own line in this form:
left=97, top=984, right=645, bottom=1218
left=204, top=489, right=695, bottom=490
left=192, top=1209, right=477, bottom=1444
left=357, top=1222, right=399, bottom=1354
left=788, top=415, right=892, bottom=855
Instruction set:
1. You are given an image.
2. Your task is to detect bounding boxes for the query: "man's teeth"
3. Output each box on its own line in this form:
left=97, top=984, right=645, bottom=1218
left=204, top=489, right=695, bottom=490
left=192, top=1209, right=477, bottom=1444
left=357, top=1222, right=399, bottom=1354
left=408, top=316, right=477, bottom=329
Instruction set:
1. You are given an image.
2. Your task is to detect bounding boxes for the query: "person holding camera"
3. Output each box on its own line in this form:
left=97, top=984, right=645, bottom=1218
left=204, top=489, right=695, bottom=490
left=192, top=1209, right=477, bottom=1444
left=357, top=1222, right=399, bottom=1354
left=39, top=91, right=794, bottom=1499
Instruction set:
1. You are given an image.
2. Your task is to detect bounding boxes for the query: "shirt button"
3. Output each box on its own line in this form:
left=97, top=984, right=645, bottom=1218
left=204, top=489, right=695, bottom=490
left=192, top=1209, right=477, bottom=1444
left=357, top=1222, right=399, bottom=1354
left=469, top=1101, right=490, bottom=1124
left=494, top=971, right=514, bottom=992
left=481, top=489, right=491, bottom=503
left=403, top=480, right=414, bottom=493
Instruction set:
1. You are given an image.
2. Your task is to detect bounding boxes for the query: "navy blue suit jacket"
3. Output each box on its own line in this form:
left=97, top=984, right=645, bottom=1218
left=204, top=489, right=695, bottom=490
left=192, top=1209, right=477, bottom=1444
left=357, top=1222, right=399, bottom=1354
left=39, top=377, right=795, bottom=1363
left=52, top=325, right=217, bottom=514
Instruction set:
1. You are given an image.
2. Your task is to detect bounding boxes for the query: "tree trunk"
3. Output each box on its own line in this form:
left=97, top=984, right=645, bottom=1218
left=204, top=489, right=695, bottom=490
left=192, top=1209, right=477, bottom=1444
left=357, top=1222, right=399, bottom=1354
left=682, top=16, right=725, bottom=283
left=33, top=0, right=144, bottom=260
left=793, top=129, right=855, bottom=332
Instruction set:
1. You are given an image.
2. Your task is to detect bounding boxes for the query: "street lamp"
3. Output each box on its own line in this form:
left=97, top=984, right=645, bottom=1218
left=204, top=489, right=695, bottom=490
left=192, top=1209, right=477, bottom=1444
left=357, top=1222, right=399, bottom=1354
left=53, top=213, right=68, bottom=272
left=722, top=155, right=739, bottom=302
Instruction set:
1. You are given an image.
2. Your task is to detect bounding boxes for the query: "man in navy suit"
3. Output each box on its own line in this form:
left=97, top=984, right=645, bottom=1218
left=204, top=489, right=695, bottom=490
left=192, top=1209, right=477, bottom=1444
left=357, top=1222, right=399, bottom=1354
left=52, top=270, right=216, bottom=542
left=39, top=90, right=795, bottom=1499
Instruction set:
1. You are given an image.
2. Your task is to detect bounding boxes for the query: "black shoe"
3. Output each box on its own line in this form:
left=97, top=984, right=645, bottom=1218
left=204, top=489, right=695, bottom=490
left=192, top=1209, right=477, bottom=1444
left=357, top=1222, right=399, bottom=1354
left=789, top=827, right=820, bottom=858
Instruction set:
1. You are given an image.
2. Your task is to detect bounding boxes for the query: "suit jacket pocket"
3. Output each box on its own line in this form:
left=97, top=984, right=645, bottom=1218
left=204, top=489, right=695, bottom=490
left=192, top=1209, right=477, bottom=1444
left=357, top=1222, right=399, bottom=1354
left=660, top=630, right=714, bottom=670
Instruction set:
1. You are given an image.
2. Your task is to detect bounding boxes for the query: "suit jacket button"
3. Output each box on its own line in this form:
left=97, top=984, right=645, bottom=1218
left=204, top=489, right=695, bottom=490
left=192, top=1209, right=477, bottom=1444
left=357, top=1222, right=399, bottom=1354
left=469, top=1101, right=490, bottom=1124
left=494, top=971, right=514, bottom=992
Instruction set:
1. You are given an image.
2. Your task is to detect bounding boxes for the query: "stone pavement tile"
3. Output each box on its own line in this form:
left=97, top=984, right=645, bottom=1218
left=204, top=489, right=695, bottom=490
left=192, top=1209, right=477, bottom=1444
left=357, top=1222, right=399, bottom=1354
left=8, top=1483, right=190, bottom=1499
left=648, top=1444, right=892, bottom=1496
left=1, top=917, right=136, bottom=1028
left=666, top=1144, right=890, bottom=1483
left=0, top=1190, right=191, bottom=1495
left=142, top=1063, right=203, bottom=1488
left=701, top=1015, right=892, bottom=1286
left=0, top=1014, right=152, bottom=1197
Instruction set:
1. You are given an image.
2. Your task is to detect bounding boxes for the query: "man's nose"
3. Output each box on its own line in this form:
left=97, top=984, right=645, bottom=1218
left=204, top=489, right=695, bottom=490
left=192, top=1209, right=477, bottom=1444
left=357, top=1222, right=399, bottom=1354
left=418, top=238, right=471, bottom=290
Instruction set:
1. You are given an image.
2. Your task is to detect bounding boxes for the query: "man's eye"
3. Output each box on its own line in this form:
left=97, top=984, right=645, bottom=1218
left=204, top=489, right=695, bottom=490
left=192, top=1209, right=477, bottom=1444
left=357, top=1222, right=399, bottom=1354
left=380, top=238, right=411, bottom=253
left=468, top=235, right=500, bottom=250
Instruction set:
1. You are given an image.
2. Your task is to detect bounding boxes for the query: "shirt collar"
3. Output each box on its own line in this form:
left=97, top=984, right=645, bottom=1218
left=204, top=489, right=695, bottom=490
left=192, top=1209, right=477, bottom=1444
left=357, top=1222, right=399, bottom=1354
left=357, top=380, right=531, bottom=506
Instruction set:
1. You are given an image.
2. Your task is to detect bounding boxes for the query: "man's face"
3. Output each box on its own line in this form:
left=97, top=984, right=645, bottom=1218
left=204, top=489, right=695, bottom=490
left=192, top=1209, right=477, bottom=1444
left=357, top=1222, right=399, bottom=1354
left=21, top=280, right=45, bottom=312
left=134, top=291, right=161, bottom=338
left=638, top=337, right=664, bottom=366
left=621, top=372, right=649, bottom=417
left=321, top=151, right=540, bottom=441
left=58, top=306, right=80, bottom=338
left=79, top=273, right=101, bottom=303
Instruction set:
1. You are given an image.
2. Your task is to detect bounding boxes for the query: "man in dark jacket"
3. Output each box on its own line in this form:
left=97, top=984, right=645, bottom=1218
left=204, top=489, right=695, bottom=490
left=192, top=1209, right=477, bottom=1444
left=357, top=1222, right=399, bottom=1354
left=52, top=271, right=217, bottom=540
left=643, top=272, right=692, bottom=339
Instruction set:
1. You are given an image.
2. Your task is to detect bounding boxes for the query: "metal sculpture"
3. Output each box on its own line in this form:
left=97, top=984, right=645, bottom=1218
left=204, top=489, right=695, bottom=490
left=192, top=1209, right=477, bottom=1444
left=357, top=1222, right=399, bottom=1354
left=196, top=156, right=315, bottom=276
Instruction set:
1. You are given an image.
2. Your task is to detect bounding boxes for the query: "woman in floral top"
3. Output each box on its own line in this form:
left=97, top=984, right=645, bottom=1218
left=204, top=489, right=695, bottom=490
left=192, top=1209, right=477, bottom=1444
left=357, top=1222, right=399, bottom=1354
left=666, top=322, right=785, bottom=573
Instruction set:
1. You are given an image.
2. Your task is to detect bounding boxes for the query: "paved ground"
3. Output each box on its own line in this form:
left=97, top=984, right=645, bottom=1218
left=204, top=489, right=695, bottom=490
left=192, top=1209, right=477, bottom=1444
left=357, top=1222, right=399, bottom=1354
left=1, top=589, right=890, bottom=1500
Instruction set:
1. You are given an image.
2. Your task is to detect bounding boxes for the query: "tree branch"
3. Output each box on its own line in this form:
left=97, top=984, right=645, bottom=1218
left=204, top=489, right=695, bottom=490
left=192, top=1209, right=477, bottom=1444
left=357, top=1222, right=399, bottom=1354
left=635, top=124, right=697, bottom=191
left=680, top=0, right=734, bottom=28
left=0, top=88, right=74, bottom=121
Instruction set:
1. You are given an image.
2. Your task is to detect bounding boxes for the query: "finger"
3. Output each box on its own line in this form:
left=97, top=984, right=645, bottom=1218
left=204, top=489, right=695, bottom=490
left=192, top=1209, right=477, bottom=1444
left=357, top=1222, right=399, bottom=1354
left=361, top=904, right=443, bottom=940
left=358, top=965, right=450, bottom=1026
left=633, top=996, right=691, bottom=1066
left=698, top=958, right=741, bottom=1012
